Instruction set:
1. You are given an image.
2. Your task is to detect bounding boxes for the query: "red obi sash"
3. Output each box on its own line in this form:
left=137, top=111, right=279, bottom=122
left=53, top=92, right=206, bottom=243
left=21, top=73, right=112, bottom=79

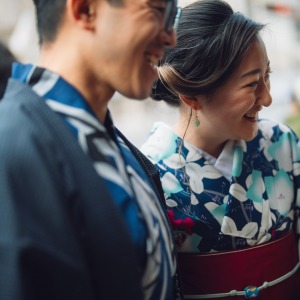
left=178, top=231, right=300, bottom=299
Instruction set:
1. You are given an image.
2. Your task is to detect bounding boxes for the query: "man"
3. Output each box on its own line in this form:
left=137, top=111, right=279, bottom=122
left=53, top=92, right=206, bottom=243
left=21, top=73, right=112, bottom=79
left=0, top=0, right=182, bottom=299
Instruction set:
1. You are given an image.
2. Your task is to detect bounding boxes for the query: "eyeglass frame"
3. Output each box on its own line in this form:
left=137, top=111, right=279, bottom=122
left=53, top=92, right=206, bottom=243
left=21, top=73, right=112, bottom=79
left=164, top=0, right=182, bottom=33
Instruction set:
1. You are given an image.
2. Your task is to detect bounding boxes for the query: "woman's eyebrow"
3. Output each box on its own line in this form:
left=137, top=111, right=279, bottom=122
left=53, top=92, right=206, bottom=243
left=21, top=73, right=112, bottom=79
left=240, top=61, right=270, bottom=78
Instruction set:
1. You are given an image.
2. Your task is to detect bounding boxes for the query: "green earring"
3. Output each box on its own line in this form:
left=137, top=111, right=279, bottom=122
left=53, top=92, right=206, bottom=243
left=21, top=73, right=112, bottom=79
left=194, top=113, right=200, bottom=127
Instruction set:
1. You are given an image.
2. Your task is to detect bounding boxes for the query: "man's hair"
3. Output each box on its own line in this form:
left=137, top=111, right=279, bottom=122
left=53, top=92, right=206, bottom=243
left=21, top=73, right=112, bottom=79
left=33, top=0, right=123, bottom=45
left=33, top=0, right=67, bottom=45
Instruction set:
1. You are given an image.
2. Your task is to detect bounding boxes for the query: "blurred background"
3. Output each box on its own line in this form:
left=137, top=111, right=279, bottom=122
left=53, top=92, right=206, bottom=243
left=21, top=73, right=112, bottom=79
left=1, top=0, right=300, bottom=146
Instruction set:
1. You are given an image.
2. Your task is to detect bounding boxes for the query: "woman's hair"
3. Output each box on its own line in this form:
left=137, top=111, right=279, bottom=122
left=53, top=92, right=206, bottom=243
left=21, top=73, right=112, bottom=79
left=152, top=0, right=265, bottom=106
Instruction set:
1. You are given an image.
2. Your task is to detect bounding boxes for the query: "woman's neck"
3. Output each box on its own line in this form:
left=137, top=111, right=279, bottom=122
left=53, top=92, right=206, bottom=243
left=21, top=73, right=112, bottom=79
left=172, top=122, right=226, bottom=158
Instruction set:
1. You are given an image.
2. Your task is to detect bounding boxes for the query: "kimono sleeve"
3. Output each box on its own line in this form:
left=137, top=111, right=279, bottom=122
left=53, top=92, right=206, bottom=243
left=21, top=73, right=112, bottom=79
left=0, top=131, right=95, bottom=300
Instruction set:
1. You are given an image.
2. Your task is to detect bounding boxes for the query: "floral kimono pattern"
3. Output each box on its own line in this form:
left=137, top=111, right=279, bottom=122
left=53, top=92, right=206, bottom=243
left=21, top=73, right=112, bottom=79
left=141, top=120, right=300, bottom=253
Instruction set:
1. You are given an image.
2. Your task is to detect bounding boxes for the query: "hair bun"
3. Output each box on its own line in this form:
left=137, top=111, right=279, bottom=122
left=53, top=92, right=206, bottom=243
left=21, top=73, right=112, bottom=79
left=151, top=78, right=180, bottom=106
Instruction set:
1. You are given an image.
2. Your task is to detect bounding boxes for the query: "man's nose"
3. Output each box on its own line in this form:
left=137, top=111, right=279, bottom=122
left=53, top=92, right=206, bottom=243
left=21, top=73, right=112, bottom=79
left=159, top=27, right=177, bottom=47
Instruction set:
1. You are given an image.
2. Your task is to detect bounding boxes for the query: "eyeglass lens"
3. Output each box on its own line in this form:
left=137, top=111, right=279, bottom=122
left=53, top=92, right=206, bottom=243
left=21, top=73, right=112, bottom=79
left=164, top=0, right=182, bottom=32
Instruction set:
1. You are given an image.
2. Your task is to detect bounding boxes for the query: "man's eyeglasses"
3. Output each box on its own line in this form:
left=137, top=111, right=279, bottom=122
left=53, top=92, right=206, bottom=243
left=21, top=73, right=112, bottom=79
left=164, top=0, right=182, bottom=33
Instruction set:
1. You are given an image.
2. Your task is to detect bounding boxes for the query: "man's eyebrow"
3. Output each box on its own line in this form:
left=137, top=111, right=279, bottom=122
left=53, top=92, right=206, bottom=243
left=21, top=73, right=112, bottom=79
left=240, top=61, right=270, bottom=78
left=150, top=0, right=168, bottom=4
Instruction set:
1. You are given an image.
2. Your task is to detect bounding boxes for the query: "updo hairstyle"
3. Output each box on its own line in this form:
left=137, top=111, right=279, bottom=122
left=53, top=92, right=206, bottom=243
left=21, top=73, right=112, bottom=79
left=151, top=0, right=265, bottom=106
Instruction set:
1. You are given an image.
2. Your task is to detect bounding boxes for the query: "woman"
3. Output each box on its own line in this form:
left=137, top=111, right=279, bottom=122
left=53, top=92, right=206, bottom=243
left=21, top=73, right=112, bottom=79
left=141, top=0, right=300, bottom=299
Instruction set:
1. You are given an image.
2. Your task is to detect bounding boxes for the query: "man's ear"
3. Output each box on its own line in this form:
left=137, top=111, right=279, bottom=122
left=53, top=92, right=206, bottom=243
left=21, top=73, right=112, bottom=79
left=179, top=95, right=201, bottom=110
left=67, top=0, right=96, bottom=29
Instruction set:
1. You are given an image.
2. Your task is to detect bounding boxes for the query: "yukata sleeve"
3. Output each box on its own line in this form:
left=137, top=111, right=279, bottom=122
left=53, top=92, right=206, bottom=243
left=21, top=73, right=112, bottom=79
left=0, top=133, right=95, bottom=300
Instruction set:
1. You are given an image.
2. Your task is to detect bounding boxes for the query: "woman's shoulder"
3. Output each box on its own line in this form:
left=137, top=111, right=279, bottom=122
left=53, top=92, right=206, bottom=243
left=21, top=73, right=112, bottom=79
left=258, top=118, right=297, bottom=138
left=140, top=122, right=180, bottom=163
left=258, top=119, right=293, bottom=133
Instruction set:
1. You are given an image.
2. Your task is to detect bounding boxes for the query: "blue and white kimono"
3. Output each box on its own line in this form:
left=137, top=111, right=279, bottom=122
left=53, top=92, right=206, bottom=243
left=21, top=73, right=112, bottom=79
left=141, top=120, right=300, bottom=253
left=10, top=63, right=177, bottom=300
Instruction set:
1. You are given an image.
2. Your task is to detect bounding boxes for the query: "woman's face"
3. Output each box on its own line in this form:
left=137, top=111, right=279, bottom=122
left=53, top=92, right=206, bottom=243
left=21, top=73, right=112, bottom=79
left=199, top=36, right=272, bottom=146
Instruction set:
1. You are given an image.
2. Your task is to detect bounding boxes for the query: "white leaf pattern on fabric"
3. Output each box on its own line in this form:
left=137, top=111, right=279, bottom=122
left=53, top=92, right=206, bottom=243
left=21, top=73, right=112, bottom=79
left=163, top=153, right=185, bottom=169
left=221, top=216, right=238, bottom=235
left=278, top=222, right=288, bottom=231
left=204, top=202, right=219, bottom=212
left=180, top=233, right=203, bottom=253
left=257, top=233, right=271, bottom=244
left=161, top=172, right=183, bottom=196
left=202, top=164, right=223, bottom=179
left=260, top=119, right=276, bottom=138
left=166, top=199, right=178, bottom=207
left=140, top=122, right=177, bottom=163
left=236, top=140, right=247, bottom=152
left=272, top=135, right=293, bottom=172
left=185, top=162, right=203, bottom=179
left=245, top=174, right=253, bottom=189
left=185, top=163, right=204, bottom=194
left=230, top=183, right=247, bottom=202
left=240, top=222, right=258, bottom=238
left=266, top=170, right=293, bottom=215
left=278, top=122, right=292, bottom=133
left=191, top=193, right=199, bottom=205
left=186, top=145, right=202, bottom=162
left=257, top=200, right=271, bottom=233
left=293, top=162, right=300, bottom=176
left=259, top=138, right=273, bottom=162
left=222, top=217, right=258, bottom=238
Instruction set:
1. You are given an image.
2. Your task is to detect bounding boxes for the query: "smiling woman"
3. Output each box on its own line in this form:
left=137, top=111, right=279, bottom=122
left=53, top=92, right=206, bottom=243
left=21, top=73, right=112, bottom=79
left=140, top=0, right=300, bottom=299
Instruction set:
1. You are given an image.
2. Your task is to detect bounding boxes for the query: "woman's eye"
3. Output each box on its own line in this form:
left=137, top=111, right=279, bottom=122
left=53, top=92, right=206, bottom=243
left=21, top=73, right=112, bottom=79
left=265, top=72, right=272, bottom=80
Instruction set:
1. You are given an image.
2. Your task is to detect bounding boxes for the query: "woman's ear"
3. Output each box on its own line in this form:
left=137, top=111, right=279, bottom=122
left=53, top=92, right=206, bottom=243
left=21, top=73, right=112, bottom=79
left=179, top=95, right=201, bottom=110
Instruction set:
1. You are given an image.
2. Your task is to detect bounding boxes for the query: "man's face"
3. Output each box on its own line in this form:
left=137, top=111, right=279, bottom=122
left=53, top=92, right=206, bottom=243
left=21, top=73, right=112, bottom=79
left=88, top=0, right=177, bottom=100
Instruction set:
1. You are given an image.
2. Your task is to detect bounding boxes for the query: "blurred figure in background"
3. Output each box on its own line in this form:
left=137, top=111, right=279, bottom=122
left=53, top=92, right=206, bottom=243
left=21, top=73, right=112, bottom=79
left=0, top=41, right=16, bottom=98
left=141, top=0, right=300, bottom=299
left=285, top=77, right=300, bottom=137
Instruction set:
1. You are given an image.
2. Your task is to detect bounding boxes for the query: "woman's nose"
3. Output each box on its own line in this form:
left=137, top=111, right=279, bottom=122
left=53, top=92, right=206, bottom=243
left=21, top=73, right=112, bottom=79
left=257, top=82, right=272, bottom=107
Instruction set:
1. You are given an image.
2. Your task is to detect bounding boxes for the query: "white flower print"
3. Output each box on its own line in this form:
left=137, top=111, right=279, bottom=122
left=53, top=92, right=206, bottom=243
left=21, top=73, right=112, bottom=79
left=140, top=122, right=177, bottom=162
left=278, top=122, right=292, bottom=133
left=190, top=193, right=199, bottom=205
left=259, top=137, right=273, bottom=162
left=265, top=170, right=293, bottom=216
left=260, top=119, right=276, bottom=138
left=269, top=135, right=293, bottom=172
left=222, top=216, right=258, bottom=238
left=202, top=164, right=223, bottom=179
left=163, top=153, right=185, bottom=170
left=230, top=183, right=247, bottom=202
left=293, top=162, right=300, bottom=176
left=185, top=163, right=204, bottom=194
left=185, top=144, right=202, bottom=162
left=245, top=172, right=266, bottom=213
left=161, top=172, right=183, bottom=197
left=166, top=199, right=178, bottom=208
